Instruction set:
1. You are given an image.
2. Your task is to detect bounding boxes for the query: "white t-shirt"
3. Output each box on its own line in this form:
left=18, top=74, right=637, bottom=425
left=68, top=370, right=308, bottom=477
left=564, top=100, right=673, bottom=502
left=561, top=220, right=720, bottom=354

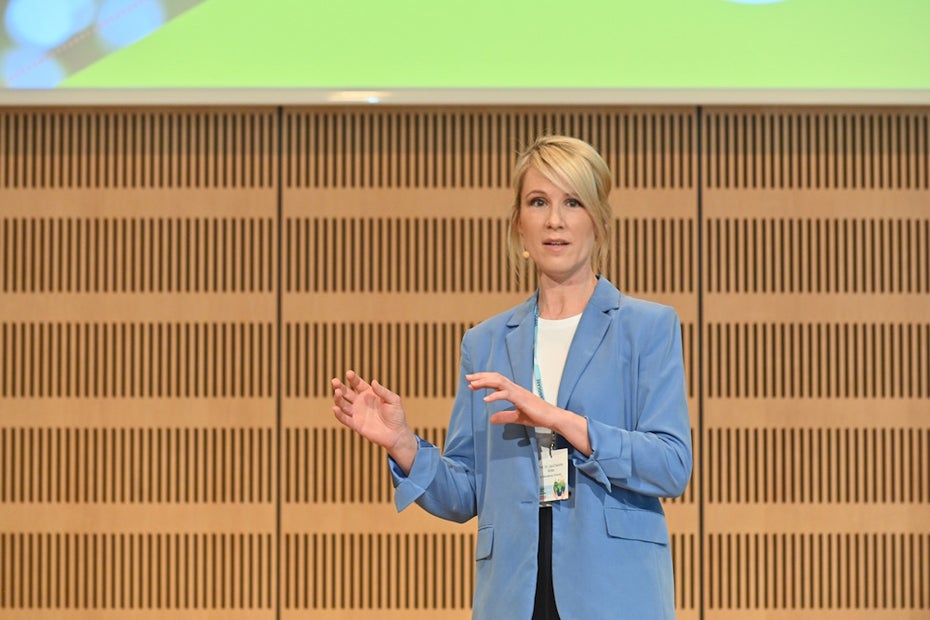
left=534, top=313, right=582, bottom=445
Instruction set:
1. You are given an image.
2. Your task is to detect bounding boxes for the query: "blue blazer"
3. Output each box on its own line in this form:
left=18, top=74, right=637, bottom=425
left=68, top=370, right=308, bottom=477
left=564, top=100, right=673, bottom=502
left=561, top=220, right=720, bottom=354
left=391, top=277, right=692, bottom=619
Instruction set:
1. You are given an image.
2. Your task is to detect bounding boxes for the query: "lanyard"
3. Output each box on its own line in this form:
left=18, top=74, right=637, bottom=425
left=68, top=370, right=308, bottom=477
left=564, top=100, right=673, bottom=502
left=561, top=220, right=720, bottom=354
left=532, top=301, right=546, bottom=401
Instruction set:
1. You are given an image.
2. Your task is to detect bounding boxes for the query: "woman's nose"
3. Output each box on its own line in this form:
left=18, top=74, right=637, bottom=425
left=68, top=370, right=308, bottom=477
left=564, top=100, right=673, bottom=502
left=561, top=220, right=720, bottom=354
left=545, top=206, right=564, bottom=228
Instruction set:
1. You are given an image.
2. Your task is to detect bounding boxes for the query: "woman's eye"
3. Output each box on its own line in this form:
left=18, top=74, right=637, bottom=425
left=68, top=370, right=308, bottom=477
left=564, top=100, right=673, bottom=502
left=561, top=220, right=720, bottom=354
left=528, top=197, right=546, bottom=207
left=566, top=199, right=583, bottom=208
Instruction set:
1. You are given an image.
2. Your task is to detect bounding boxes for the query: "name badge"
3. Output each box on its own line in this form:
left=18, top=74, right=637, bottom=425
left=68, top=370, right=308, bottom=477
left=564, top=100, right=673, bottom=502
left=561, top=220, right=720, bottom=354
left=539, top=448, right=570, bottom=503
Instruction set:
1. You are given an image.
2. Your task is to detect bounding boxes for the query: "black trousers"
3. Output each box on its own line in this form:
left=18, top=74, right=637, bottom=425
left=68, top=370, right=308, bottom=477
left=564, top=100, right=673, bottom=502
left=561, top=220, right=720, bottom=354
left=533, top=508, right=561, bottom=620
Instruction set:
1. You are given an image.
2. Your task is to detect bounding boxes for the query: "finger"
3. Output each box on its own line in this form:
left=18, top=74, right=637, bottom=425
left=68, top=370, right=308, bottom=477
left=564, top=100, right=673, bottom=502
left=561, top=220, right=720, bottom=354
left=481, top=390, right=510, bottom=403
left=466, top=372, right=502, bottom=384
left=331, top=383, right=354, bottom=407
left=371, top=380, right=400, bottom=404
left=332, top=390, right=351, bottom=413
left=346, top=370, right=372, bottom=392
left=331, top=378, right=346, bottom=396
left=489, top=410, right=519, bottom=425
left=333, top=406, right=354, bottom=428
left=467, top=375, right=507, bottom=391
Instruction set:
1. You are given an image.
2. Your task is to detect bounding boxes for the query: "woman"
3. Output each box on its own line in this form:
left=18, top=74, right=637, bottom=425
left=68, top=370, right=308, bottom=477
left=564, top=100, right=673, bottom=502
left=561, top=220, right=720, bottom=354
left=332, top=135, right=692, bottom=619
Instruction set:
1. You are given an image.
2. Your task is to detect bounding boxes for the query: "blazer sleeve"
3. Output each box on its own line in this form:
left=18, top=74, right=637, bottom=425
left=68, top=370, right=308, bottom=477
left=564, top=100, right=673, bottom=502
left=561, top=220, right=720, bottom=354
left=572, top=306, right=693, bottom=498
left=388, top=337, right=479, bottom=523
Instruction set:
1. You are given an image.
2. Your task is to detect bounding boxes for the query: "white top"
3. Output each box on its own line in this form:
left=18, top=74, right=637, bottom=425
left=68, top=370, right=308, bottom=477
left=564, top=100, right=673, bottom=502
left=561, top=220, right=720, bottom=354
left=534, top=313, right=582, bottom=442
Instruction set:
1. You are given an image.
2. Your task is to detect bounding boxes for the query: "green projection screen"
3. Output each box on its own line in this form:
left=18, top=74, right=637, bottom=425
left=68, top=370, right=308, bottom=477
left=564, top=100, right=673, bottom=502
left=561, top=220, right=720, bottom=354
left=2, top=0, right=929, bottom=104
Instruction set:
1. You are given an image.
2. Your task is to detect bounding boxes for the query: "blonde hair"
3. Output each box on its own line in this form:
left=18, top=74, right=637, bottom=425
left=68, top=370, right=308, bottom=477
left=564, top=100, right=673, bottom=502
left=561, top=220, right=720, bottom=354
left=508, top=135, right=613, bottom=274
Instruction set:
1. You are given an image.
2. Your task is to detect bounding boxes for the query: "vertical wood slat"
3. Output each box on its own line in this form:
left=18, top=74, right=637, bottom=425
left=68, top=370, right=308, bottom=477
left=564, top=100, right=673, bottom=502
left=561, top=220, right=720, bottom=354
left=283, top=216, right=527, bottom=293
left=707, top=533, right=929, bottom=609
left=705, top=218, right=930, bottom=294
left=705, top=427, right=929, bottom=504
left=0, top=217, right=275, bottom=293
left=703, top=111, right=930, bottom=189
left=284, top=532, right=474, bottom=610
left=283, top=322, right=468, bottom=399
left=0, top=323, right=275, bottom=398
left=611, top=218, right=696, bottom=294
left=704, top=323, right=930, bottom=399
left=0, top=111, right=277, bottom=188
left=0, top=533, right=273, bottom=609
left=0, top=427, right=274, bottom=503
left=284, top=109, right=696, bottom=189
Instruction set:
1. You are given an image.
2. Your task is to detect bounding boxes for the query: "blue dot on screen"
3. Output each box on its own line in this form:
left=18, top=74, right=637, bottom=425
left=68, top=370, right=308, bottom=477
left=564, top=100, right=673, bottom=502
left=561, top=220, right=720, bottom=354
left=4, top=0, right=97, bottom=49
left=2, top=46, right=66, bottom=88
left=96, top=0, right=166, bottom=50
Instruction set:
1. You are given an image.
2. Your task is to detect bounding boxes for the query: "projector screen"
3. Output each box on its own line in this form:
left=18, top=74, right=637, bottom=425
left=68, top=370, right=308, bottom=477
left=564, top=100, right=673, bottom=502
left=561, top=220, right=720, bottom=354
left=2, top=0, right=929, bottom=105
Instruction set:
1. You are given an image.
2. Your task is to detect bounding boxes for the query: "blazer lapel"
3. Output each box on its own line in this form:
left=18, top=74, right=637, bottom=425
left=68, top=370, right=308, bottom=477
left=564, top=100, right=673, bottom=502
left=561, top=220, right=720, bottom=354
left=557, top=277, right=620, bottom=408
left=505, top=295, right=536, bottom=392
left=505, top=295, right=536, bottom=444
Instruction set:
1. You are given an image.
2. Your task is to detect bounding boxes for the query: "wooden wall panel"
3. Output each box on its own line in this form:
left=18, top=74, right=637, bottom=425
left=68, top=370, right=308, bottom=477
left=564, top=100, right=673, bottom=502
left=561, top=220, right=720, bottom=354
left=1, top=105, right=926, bottom=619
left=281, top=107, right=699, bottom=619
left=702, top=107, right=930, bottom=620
left=0, top=427, right=275, bottom=504
left=705, top=218, right=930, bottom=295
left=0, top=532, right=274, bottom=610
left=0, top=111, right=276, bottom=189
left=0, top=108, right=278, bottom=618
left=282, top=110, right=694, bottom=190
left=0, top=216, right=275, bottom=294
left=705, top=533, right=930, bottom=610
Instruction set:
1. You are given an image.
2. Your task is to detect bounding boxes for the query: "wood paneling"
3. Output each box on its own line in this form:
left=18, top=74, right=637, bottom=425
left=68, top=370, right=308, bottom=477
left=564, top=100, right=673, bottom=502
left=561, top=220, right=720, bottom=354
left=0, top=532, right=274, bottom=609
left=701, top=107, right=929, bottom=619
left=1, top=108, right=278, bottom=618
left=1, top=105, right=926, bottom=618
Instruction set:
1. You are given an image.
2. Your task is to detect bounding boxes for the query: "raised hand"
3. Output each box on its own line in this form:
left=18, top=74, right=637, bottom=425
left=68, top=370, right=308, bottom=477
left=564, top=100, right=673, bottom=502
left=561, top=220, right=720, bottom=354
left=466, top=371, right=554, bottom=427
left=466, top=371, right=591, bottom=456
left=331, top=370, right=418, bottom=472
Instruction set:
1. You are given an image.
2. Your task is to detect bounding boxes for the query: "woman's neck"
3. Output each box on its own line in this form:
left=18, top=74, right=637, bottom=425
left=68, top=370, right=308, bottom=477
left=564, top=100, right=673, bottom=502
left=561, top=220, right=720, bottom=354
left=537, top=274, right=597, bottom=319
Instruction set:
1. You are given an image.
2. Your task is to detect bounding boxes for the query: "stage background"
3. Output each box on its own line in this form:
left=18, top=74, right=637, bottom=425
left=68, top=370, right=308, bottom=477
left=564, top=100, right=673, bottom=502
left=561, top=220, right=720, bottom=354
left=0, top=105, right=928, bottom=619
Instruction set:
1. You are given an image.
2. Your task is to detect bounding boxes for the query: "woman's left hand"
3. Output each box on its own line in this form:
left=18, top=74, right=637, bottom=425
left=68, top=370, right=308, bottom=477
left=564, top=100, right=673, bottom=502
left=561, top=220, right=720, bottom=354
left=466, top=371, right=592, bottom=456
left=466, top=371, right=555, bottom=427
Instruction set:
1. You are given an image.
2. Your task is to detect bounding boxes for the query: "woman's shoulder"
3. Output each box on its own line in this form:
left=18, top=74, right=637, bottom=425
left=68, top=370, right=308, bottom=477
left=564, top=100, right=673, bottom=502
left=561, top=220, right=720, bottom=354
left=467, top=296, right=533, bottom=336
left=614, top=289, right=681, bottom=329
left=460, top=291, right=541, bottom=344
left=617, top=292, right=675, bottom=314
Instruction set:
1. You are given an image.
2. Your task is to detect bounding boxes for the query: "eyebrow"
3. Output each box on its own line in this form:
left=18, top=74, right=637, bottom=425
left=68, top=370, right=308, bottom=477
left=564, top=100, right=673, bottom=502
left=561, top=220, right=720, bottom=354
left=523, top=189, right=582, bottom=202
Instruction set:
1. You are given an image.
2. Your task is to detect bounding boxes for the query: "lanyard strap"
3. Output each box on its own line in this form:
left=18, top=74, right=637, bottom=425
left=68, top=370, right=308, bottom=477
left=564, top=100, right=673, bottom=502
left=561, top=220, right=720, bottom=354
left=532, top=301, right=546, bottom=401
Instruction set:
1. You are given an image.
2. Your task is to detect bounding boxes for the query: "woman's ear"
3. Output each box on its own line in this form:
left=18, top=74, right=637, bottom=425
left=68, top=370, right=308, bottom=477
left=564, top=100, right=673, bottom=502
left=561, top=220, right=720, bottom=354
left=516, top=229, right=529, bottom=259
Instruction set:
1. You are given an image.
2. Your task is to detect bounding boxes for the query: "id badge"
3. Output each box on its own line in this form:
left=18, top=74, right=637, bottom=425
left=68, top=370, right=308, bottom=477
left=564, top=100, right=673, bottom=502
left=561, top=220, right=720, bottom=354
left=539, top=448, right=570, bottom=503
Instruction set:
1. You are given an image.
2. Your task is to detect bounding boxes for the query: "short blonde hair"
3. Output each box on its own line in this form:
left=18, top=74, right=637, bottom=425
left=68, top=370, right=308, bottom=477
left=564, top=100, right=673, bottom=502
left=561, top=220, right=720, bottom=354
left=508, top=135, right=613, bottom=274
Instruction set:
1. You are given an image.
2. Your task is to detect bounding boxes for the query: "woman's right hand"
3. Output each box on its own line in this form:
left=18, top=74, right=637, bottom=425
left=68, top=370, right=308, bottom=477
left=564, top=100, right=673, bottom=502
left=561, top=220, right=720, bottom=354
left=331, top=370, right=418, bottom=473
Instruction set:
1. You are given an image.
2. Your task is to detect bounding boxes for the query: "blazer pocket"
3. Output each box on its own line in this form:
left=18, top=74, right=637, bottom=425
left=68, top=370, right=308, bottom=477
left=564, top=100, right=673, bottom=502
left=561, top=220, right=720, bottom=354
left=475, top=525, right=494, bottom=560
left=604, top=507, right=669, bottom=546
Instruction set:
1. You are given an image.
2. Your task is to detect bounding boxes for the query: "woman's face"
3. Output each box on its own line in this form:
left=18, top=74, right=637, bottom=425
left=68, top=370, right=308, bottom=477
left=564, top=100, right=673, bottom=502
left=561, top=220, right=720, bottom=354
left=516, top=166, right=597, bottom=285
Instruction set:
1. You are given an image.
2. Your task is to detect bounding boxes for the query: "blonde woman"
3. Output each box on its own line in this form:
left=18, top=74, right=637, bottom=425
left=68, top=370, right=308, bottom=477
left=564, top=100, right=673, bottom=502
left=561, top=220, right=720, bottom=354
left=333, top=135, right=692, bottom=619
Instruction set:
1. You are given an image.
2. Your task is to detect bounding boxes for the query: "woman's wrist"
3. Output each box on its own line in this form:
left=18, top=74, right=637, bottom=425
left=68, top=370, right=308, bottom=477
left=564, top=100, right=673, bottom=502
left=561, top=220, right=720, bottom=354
left=388, top=430, right=419, bottom=474
left=551, top=409, right=592, bottom=457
